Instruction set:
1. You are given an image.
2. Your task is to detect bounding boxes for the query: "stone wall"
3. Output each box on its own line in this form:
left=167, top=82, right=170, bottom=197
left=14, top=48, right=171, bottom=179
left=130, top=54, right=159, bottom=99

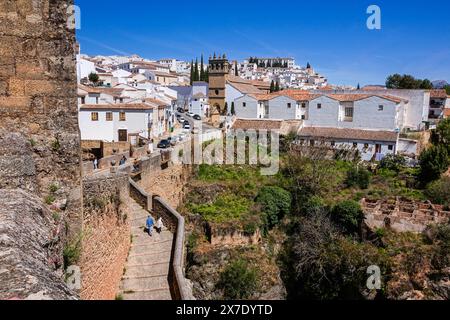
left=138, top=152, right=192, bottom=208
left=0, top=0, right=81, bottom=299
left=79, top=173, right=131, bottom=300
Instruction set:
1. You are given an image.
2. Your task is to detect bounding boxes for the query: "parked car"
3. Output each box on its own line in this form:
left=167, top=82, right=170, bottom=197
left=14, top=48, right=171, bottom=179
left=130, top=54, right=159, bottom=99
left=178, top=117, right=185, bottom=123
left=177, top=107, right=185, bottom=113
left=183, top=120, right=190, bottom=125
left=183, top=123, right=191, bottom=130
left=186, top=112, right=194, bottom=117
left=157, top=139, right=171, bottom=149
left=193, top=114, right=201, bottom=120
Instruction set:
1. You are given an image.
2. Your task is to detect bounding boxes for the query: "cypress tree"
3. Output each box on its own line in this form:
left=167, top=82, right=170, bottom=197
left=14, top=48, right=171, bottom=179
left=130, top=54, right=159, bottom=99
left=275, top=81, right=280, bottom=92
left=306, top=62, right=311, bottom=69
left=194, top=58, right=199, bottom=82
left=190, top=60, right=194, bottom=85
left=224, top=102, right=228, bottom=115
left=270, top=80, right=275, bottom=93
left=235, top=61, right=239, bottom=76
left=231, top=102, right=235, bottom=115
left=200, top=54, right=205, bottom=82
left=357, top=83, right=360, bottom=90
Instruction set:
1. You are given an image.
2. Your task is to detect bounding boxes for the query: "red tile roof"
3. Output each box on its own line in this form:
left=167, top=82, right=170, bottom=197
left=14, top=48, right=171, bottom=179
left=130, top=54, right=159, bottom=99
left=79, top=103, right=153, bottom=111
left=430, top=89, right=448, bottom=99
left=298, top=127, right=399, bottom=142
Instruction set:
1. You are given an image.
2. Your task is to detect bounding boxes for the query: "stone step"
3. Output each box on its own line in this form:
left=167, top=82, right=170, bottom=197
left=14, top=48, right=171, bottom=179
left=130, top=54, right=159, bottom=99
left=123, top=262, right=170, bottom=278
left=131, top=231, right=173, bottom=245
left=128, top=240, right=173, bottom=255
left=121, top=275, right=169, bottom=291
left=127, top=251, right=171, bottom=266
left=121, top=289, right=172, bottom=300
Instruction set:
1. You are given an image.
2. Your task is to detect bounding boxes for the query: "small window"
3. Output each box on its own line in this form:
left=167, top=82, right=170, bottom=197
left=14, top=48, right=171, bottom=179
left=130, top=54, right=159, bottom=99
left=91, top=112, right=98, bottom=121
left=302, top=102, right=306, bottom=108
left=331, top=141, right=336, bottom=146
left=301, top=115, right=306, bottom=120
left=345, top=107, right=354, bottom=118
left=215, top=89, right=219, bottom=95
left=95, top=97, right=99, bottom=104
left=310, top=140, right=315, bottom=146
left=388, top=145, right=394, bottom=151
left=243, top=102, right=246, bottom=107
left=353, top=142, right=358, bottom=148
left=106, top=112, right=113, bottom=121
left=378, top=105, right=384, bottom=111
left=119, top=112, right=126, bottom=121
left=81, top=97, right=85, bottom=104
left=364, top=143, right=369, bottom=148
left=317, top=103, right=322, bottom=109
left=287, top=103, right=292, bottom=108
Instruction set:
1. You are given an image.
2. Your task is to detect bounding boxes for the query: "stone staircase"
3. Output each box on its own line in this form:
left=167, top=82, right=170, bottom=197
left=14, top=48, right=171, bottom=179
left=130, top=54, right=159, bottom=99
left=119, top=199, right=174, bottom=300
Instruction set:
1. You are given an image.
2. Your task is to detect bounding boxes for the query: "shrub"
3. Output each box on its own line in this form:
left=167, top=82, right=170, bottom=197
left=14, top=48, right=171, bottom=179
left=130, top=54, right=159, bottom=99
left=63, top=237, right=82, bottom=268
left=217, top=259, right=258, bottom=299
left=431, top=118, right=450, bottom=153
left=44, top=195, right=55, bottom=205
left=256, top=186, right=291, bottom=229
left=419, top=145, right=449, bottom=185
left=49, top=183, right=59, bottom=193
left=346, top=166, right=371, bottom=189
left=51, top=139, right=60, bottom=151
left=425, top=177, right=450, bottom=207
left=331, top=200, right=364, bottom=234
left=379, top=154, right=406, bottom=172
left=300, top=195, right=326, bottom=216
left=188, top=194, right=252, bottom=223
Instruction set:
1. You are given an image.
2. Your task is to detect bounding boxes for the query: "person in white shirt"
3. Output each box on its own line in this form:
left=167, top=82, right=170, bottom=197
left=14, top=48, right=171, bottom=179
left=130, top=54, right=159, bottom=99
left=155, top=217, right=163, bottom=234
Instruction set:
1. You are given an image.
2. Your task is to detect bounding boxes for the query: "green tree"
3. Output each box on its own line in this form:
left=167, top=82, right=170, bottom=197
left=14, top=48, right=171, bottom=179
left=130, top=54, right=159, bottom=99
left=419, top=145, right=449, bottom=185
left=331, top=200, right=364, bottom=234
left=270, top=80, right=275, bottom=93
left=425, top=177, right=450, bottom=207
left=444, top=85, right=450, bottom=95
left=234, top=61, right=239, bottom=76
left=231, top=102, right=235, bottom=115
left=88, top=72, right=99, bottom=85
left=224, top=102, right=228, bottom=115
left=431, top=118, right=450, bottom=153
left=200, top=54, right=205, bottom=82
left=275, top=81, right=280, bottom=92
left=386, top=73, right=402, bottom=89
left=379, top=154, right=407, bottom=172
left=306, top=62, right=311, bottom=69
left=345, top=166, right=371, bottom=189
left=357, top=83, right=360, bottom=90
left=194, top=58, right=199, bottom=82
left=217, top=259, right=258, bottom=299
left=420, top=79, right=433, bottom=89
left=256, top=186, right=292, bottom=230
left=190, top=60, right=194, bottom=85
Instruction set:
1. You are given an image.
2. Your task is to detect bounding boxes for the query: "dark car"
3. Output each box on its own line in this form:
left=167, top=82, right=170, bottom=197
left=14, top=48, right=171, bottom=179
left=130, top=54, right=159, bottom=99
left=177, top=107, right=185, bottom=113
left=183, top=120, right=190, bottom=126
left=193, top=114, right=201, bottom=120
left=157, top=139, right=171, bottom=149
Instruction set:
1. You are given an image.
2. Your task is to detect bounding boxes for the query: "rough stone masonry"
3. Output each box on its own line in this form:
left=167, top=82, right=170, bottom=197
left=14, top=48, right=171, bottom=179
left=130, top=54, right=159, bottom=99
left=0, top=0, right=81, bottom=299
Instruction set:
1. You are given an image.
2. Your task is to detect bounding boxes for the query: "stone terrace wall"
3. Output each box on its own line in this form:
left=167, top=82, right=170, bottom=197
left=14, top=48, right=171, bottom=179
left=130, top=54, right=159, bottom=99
left=79, top=173, right=131, bottom=300
left=0, top=0, right=81, bottom=299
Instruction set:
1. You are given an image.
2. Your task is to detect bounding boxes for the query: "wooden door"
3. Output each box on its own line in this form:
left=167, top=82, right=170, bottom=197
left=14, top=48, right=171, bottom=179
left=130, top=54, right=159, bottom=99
left=118, top=129, right=128, bottom=142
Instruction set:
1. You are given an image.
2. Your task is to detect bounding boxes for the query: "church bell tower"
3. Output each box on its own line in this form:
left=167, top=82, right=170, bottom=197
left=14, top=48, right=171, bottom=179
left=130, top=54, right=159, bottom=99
left=208, top=53, right=230, bottom=125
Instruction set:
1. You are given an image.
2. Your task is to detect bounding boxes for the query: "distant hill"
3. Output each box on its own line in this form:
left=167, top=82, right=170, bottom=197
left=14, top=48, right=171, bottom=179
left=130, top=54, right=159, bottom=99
left=432, top=80, right=449, bottom=89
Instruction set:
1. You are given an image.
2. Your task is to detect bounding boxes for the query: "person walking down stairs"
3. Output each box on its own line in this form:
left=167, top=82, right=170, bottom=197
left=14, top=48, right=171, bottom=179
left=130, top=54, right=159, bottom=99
left=146, top=215, right=154, bottom=236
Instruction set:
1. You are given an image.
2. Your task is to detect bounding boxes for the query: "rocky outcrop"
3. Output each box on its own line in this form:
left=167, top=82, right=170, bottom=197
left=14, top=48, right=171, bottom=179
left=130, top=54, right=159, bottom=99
left=0, top=0, right=81, bottom=299
left=0, top=190, right=75, bottom=300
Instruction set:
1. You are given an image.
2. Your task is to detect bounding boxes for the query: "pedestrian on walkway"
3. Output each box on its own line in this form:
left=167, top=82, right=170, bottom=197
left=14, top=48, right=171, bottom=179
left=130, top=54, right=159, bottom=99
left=146, top=215, right=154, bottom=236
left=119, top=155, right=127, bottom=166
left=155, top=217, right=163, bottom=234
left=93, top=157, right=98, bottom=170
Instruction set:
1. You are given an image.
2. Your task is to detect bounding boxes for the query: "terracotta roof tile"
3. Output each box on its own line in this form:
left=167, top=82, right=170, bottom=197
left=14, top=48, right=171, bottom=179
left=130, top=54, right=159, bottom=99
left=298, top=127, right=398, bottom=142
left=430, top=89, right=448, bottom=99
left=79, top=103, right=153, bottom=111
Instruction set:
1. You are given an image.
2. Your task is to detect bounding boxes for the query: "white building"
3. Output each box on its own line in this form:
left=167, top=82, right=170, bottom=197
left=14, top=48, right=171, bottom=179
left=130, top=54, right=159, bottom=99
left=78, top=103, right=154, bottom=142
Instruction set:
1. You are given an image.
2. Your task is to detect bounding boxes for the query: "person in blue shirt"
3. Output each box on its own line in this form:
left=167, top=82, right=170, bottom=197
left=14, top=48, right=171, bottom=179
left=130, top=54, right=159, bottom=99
left=146, top=215, right=154, bottom=236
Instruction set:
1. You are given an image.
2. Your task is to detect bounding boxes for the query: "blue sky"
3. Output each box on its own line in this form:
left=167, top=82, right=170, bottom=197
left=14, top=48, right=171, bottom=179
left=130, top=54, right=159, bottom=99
left=75, top=0, right=450, bottom=86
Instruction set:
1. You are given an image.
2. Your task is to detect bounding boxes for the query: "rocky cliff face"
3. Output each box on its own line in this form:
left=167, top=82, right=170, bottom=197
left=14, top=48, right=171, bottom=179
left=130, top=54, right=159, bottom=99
left=0, top=0, right=81, bottom=300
